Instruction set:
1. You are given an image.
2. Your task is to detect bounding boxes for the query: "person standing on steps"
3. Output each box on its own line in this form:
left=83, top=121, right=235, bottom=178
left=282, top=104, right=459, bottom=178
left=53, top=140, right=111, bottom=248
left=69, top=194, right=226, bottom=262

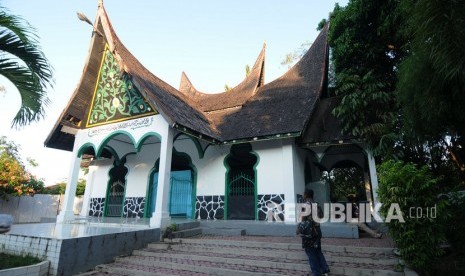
left=297, top=189, right=330, bottom=276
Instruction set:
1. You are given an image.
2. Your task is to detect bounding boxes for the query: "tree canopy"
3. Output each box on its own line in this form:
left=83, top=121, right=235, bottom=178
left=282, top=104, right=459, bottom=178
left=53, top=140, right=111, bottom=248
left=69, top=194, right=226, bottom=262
left=324, top=0, right=465, bottom=271
left=0, top=136, right=44, bottom=199
left=327, top=0, right=465, bottom=180
left=0, top=5, right=54, bottom=127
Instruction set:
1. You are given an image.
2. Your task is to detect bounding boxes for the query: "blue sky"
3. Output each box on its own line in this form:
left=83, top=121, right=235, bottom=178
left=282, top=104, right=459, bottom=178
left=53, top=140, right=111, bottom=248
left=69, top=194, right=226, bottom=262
left=0, top=0, right=348, bottom=185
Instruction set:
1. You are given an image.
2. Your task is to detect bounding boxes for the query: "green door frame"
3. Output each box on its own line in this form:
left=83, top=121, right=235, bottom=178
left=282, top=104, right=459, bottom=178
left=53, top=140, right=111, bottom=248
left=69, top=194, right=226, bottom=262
left=224, top=144, right=260, bottom=220
left=103, top=158, right=128, bottom=217
left=145, top=149, right=197, bottom=218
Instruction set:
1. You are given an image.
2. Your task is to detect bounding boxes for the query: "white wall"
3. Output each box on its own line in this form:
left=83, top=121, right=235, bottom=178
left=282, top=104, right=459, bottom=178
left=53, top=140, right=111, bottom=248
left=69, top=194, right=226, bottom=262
left=80, top=114, right=304, bottom=221
left=88, top=158, right=114, bottom=198
left=294, top=147, right=306, bottom=196
left=125, top=143, right=160, bottom=197
left=0, top=195, right=83, bottom=223
left=173, top=138, right=298, bottom=198
left=174, top=137, right=230, bottom=196
left=253, top=140, right=286, bottom=195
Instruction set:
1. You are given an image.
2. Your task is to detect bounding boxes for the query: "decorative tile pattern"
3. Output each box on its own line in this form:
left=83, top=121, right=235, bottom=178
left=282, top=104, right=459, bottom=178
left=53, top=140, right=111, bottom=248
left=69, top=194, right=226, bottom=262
left=86, top=46, right=156, bottom=127
left=195, top=195, right=225, bottom=220
left=123, top=197, right=145, bottom=218
left=257, top=194, right=285, bottom=221
left=88, top=198, right=105, bottom=217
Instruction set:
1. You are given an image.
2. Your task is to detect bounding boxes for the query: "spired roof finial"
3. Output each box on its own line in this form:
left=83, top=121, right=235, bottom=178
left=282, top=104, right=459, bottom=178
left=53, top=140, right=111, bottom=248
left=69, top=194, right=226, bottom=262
left=98, top=0, right=103, bottom=7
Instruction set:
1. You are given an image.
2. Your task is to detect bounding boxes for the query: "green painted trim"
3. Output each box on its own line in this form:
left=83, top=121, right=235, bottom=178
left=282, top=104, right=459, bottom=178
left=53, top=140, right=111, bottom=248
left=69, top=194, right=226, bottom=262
left=97, top=130, right=136, bottom=157
left=144, top=167, right=157, bottom=218
left=223, top=143, right=260, bottom=221
left=190, top=165, right=198, bottom=219
left=77, top=143, right=97, bottom=158
left=251, top=151, right=260, bottom=221
left=103, top=158, right=128, bottom=218
left=120, top=152, right=136, bottom=164
left=220, top=132, right=301, bottom=145
left=223, top=158, right=229, bottom=220
left=146, top=148, right=197, bottom=219
left=136, top=132, right=162, bottom=152
left=173, top=132, right=205, bottom=159
left=203, top=144, right=212, bottom=157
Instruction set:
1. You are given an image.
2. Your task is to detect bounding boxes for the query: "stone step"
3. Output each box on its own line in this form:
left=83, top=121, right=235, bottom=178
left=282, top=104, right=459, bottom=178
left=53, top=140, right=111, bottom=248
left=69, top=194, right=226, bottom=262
left=142, top=244, right=398, bottom=267
left=117, top=254, right=403, bottom=276
left=201, top=227, right=246, bottom=236
left=170, top=237, right=397, bottom=256
left=113, top=256, right=284, bottom=276
left=171, top=227, right=202, bottom=238
left=174, top=221, right=200, bottom=231
left=83, top=234, right=409, bottom=276
left=95, top=263, right=204, bottom=276
left=134, top=247, right=399, bottom=272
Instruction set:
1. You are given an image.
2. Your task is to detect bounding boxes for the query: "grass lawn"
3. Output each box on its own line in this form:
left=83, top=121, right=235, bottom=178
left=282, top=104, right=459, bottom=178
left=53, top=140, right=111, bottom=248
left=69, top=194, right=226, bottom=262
left=0, top=253, right=42, bottom=270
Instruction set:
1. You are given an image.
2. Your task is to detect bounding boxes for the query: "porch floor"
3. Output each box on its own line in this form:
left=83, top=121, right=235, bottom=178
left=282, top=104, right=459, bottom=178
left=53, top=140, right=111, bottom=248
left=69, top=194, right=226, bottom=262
left=7, top=217, right=150, bottom=239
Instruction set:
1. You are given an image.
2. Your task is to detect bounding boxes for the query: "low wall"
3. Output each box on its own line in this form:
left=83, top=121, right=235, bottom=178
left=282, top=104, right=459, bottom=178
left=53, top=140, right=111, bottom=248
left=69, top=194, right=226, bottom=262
left=0, top=260, right=50, bottom=276
left=0, top=195, right=83, bottom=223
left=0, top=227, right=160, bottom=276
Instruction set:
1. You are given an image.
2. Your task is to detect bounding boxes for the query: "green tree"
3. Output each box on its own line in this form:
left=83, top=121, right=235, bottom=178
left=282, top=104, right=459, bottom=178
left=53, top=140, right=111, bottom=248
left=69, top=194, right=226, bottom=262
left=0, top=136, right=44, bottom=199
left=377, top=160, right=448, bottom=274
left=396, top=0, right=465, bottom=178
left=328, top=0, right=408, bottom=158
left=0, top=5, right=54, bottom=127
left=321, top=166, right=365, bottom=202
left=42, top=178, right=86, bottom=196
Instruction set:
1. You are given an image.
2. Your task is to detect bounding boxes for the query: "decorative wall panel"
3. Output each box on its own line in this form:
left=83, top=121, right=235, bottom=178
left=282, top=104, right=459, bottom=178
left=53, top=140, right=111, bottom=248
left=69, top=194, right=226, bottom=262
left=195, top=195, right=224, bottom=220
left=87, top=46, right=157, bottom=127
left=89, top=197, right=105, bottom=217
left=257, top=194, right=285, bottom=221
left=123, top=197, right=145, bottom=218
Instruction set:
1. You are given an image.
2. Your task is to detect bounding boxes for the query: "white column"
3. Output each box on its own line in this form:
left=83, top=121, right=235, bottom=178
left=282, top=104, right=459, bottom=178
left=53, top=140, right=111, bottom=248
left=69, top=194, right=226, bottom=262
left=282, top=139, right=297, bottom=222
left=80, top=164, right=96, bottom=216
left=366, top=149, right=380, bottom=209
left=57, top=154, right=82, bottom=223
left=150, top=125, right=173, bottom=228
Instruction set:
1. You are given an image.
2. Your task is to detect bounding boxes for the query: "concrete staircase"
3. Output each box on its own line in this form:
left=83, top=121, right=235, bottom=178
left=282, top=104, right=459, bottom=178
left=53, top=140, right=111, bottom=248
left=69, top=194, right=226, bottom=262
left=82, top=236, right=413, bottom=276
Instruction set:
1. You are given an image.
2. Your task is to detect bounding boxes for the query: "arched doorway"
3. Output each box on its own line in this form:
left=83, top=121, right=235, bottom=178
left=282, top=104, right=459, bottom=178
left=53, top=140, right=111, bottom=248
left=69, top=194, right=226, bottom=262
left=104, top=158, right=128, bottom=217
left=225, top=143, right=258, bottom=220
left=146, top=150, right=196, bottom=219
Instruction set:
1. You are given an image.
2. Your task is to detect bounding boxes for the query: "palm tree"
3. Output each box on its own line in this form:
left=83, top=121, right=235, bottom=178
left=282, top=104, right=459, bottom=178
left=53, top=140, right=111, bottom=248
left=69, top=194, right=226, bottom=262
left=0, top=6, right=53, bottom=127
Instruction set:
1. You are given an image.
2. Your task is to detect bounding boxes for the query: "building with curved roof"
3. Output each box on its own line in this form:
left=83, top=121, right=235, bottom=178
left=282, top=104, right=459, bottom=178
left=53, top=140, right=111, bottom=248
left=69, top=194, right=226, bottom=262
left=46, top=1, right=379, bottom=228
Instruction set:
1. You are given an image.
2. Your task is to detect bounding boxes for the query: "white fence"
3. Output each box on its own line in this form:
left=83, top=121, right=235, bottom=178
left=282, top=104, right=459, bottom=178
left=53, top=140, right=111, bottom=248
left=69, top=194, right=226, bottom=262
left=0, top=194, right=83, bottom=223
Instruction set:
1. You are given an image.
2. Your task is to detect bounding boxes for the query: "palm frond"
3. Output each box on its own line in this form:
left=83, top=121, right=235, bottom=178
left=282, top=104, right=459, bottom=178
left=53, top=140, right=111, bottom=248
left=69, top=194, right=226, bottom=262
left=0, top=6, right=54, bottom=127
left=0, top=58, right=48, bottom=126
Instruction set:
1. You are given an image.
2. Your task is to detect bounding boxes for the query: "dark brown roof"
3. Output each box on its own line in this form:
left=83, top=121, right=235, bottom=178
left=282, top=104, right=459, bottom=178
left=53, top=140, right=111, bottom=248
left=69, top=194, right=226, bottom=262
left=45, top=3, right=219, bottom=151
left=179, top=45, right=266, bottom=112
left=213, top=25, right=329, bottom=141
left=298, top=96, right=354, bottom=145
left=45, top=2, right=331, bottom=151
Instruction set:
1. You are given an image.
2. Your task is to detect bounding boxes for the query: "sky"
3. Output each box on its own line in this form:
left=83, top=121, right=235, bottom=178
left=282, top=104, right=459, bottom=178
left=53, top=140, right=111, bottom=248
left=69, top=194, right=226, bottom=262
left=0, top=0, right=348, bottom=186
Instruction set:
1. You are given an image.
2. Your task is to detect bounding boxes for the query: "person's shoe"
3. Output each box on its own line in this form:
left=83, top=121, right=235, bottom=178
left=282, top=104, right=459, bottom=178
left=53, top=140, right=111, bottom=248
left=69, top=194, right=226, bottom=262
left=375, top=233, right=383, bottom=239
left=323, top=269, right=330, bottom=275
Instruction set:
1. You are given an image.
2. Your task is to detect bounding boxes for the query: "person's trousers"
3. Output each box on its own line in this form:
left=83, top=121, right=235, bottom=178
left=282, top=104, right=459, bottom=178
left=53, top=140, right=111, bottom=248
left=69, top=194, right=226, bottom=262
left=305, top=246, right=329, bottom=276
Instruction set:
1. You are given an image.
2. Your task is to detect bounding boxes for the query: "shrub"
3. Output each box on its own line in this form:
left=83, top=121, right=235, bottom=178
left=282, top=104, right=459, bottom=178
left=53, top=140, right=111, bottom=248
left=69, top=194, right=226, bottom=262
left=377, top=160, right=448, bottom=274
left=0, top=253, right=42, bottom=269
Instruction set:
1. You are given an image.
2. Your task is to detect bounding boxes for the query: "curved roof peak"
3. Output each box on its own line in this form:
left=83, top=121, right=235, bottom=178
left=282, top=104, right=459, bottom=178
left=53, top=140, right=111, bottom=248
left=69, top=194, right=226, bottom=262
left=179, top=44, right=266, bottom=112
